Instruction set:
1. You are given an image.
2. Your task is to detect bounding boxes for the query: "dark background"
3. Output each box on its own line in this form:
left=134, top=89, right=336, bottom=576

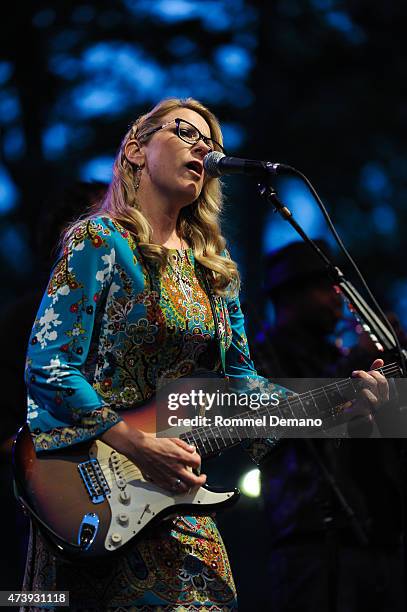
left=1, top=1, right=406, bottom=608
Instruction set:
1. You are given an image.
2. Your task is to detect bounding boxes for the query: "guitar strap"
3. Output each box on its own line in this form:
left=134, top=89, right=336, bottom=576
left=199, top=264, right=227, bottom=376
left=214, top=293, right=227, bottom=375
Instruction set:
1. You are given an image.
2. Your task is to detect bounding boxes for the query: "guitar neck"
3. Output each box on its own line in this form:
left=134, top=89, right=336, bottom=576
left=179, top=362, right=402, bottom=458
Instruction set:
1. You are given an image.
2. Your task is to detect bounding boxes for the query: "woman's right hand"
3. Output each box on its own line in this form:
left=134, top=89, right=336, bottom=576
left=100, top=420, right=206, bottom=494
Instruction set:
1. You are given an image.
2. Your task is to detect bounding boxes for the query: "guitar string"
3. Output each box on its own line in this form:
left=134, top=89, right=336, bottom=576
left=191, top=363, right=401, bottom=426
left=183, top=364, right=403, bottom=450
left=182, top=363, right=401, bottom=447
left=98, top=362, right=402, bottom=460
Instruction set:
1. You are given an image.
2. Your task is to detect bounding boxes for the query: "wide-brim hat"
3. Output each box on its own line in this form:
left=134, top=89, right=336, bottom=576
left=264, top=239, right=333, bottom=295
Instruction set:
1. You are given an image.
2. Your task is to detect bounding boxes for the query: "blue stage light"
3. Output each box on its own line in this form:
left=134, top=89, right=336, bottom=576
left=0, top=165, right=19, bottom=213
left=3, top=127, right=26, bottom=161
left=80, top=156, right=114, bottom=182
left=0, top=61, right=13, bottom=86
left=0, top=90, right=21, bottom=124
left=215, top=44, right=253, bottom=78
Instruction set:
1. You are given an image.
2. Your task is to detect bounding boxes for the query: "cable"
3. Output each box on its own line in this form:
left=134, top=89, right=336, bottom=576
left=288, top=167, right=406, bottom=374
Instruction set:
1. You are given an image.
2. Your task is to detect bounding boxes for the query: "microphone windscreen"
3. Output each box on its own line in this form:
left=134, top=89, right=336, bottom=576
left=203, top=151, right=225, bottom=177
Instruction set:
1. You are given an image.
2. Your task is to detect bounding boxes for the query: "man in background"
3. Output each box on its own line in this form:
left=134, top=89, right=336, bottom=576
left=251, top=240, right=406, bottom=612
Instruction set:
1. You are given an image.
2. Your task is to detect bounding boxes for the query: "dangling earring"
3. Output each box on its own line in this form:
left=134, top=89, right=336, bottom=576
left=134, top=164, right=142, bottom=191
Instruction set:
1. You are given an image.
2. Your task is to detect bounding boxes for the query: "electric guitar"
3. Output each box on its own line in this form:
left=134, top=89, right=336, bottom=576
left=13, top=362, right=402, bottom=560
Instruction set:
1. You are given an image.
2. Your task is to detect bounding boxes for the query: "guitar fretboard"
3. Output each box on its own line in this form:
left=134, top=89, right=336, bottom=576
left=179, top=362, right=402, bottom=458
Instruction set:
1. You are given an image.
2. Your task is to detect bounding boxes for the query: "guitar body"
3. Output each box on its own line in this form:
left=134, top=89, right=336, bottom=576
left=14, top=361, right=402, bottom=561
left=13, top=399, right=239, bottom=561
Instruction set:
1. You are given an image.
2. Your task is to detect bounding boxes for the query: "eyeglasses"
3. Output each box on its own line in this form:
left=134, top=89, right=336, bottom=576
left=143, top=118, right=225, bottom=154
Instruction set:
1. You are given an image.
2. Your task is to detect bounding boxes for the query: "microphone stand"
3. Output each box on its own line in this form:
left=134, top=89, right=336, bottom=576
left=257, top=179, right=407, bottom=549
left=257, top=180, right=407, bottom=375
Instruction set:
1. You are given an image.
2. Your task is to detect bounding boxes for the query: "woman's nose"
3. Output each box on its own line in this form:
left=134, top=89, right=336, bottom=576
left=193, top=140, right=211, bottom=158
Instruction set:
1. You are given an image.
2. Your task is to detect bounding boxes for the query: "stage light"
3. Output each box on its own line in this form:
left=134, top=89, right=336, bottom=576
left=239, top=468, right=261, bottom=498
left=80, top=156, right=114, bottom=182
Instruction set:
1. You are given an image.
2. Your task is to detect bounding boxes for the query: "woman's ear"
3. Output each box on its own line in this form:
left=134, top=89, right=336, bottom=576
left=124, top=139, right=145, bottom=167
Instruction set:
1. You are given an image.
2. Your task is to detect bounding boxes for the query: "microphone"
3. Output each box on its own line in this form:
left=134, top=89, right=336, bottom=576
left=203, top=151, right=295, bottom=178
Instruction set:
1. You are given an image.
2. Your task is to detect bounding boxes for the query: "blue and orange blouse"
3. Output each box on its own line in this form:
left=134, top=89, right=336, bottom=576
left=25, top=215, right=287, bottom=458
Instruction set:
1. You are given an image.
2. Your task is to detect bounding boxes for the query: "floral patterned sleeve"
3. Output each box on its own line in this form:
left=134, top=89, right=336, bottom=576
left=25, top=219, right=122, bottom=453
left=224, top=287, right=293, bottom=465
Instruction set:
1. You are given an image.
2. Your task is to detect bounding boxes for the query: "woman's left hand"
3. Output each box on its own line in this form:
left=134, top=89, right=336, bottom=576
left=351, top=358, right=389, bottom=407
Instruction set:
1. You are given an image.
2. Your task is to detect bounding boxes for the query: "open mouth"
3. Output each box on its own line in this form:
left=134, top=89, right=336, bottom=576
left=185, top=160, right=203, bottom=176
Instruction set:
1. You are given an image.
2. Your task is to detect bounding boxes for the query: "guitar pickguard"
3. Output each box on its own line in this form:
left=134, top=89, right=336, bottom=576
left=89, top=440, right=236, bottom=552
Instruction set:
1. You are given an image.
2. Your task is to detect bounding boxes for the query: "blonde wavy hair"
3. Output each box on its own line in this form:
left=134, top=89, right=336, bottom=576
left=64, top=97, right=240, bottom=296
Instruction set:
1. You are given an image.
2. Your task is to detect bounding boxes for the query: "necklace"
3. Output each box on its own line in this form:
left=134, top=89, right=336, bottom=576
left=167, top=240, right=194, bottom=303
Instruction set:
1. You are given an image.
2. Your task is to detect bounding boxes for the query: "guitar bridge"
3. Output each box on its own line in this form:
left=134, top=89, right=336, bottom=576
left=78, top=458, right=110, bottom=504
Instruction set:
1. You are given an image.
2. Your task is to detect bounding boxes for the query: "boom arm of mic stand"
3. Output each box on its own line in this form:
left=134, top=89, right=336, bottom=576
left=257, top=180, right=407, bottom=375
left=332, top=269, right=401, bottom=353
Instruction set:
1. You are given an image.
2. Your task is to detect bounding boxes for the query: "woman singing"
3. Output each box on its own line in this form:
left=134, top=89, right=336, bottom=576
left=22, top=97, right=388, bottom=610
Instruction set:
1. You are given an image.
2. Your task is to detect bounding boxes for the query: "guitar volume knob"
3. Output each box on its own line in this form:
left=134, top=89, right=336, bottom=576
left=119, top=490, right=130, bottom=504
left=118, top=513, right=129, bottom=526
left=110, top=532, right=122, bottom=545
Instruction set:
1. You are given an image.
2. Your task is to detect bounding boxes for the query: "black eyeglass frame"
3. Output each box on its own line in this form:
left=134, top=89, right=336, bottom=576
left=142, top=117, right=225, bottom=154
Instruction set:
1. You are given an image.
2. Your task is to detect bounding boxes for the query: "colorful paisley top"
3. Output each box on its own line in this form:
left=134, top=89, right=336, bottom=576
left=26, top=215, right=287, bottom=454
left=23, top=215, right=289, bottom=610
